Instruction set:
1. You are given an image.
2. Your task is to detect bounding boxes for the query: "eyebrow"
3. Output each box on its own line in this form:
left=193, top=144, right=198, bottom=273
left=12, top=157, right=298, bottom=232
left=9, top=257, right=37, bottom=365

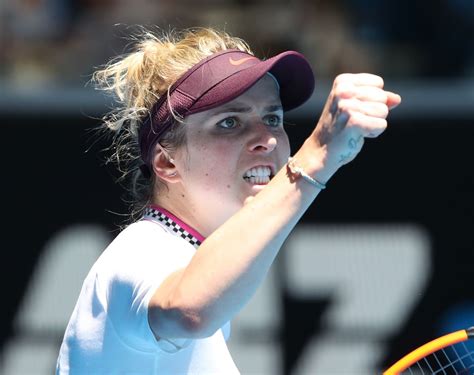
left=209, top=104, right=283, bottom=117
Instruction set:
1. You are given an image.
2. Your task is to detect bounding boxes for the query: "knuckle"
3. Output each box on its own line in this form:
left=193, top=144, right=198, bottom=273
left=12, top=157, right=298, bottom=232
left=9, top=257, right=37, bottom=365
left=334, top=74, right=348, bottom=85
left=367, top=73, right=384, bottom=87
left=347, top=111, right=362, bottom=126
left=374, top=103, right=389, bottom=117
left=333, top=73, right=356, bottom=89
left=333, top=83, right=355, bottom=99
left=336, top=98, right=351, bottom=111
left=336, top=100, right=353, bottom=115
left=377, top=76, right=385, bottom=87
left=360, top=86, right=387, bottom=103
left=370, top=87, right=387, bottom=102
left=372, top=119, right=388, bottom=133
left=379, top=91, right=388, bottom=103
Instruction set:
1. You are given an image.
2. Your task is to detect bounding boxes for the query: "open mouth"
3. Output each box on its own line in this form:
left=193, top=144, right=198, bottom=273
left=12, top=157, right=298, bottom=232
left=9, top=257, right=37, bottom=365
left=243, top=166, right=274, bottom=185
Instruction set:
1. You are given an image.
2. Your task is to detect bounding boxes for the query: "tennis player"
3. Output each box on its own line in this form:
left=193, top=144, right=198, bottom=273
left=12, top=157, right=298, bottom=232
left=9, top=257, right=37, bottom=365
left=56, top=27, right=401, bottom=374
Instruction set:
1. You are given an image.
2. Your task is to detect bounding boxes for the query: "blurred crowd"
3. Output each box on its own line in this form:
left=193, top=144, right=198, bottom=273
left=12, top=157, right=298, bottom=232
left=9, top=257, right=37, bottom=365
left=1, top=0, right=473, bottom=90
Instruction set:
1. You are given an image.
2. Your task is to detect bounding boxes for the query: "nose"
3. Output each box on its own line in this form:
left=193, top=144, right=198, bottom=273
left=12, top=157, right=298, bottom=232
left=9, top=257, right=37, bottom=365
left=247, top=122, right=277, bottom=154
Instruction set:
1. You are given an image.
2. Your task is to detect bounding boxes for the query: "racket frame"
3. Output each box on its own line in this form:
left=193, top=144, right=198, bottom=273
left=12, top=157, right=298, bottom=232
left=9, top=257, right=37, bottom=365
left=383, top=327, right=474, bottom=375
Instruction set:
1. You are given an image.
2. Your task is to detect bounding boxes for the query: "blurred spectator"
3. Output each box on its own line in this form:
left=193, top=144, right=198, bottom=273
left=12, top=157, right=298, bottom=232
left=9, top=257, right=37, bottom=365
left=342, top=0, right=474, bottom=77
left=1, top=0, right=473, bottom=90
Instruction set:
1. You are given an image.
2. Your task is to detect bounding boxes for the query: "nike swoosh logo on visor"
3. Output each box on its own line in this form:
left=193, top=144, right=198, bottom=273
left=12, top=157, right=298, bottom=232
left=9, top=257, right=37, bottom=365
left=229, top=56, right=256, bottom=66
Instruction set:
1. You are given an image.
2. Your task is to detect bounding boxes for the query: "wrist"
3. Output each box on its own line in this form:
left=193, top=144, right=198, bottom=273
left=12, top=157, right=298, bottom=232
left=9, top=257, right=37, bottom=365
left=293, top=139, right=338, bottom=184
left=287, top=157, right=326, bottom=190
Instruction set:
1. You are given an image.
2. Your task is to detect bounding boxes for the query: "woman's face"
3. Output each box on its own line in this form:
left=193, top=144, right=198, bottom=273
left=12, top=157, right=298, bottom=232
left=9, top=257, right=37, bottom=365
left=172, top=74, right=290, bottom=235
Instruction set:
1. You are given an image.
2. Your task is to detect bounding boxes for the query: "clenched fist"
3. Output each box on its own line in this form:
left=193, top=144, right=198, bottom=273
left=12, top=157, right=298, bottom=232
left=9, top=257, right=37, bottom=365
left=310, top=73, right=401, bottom=182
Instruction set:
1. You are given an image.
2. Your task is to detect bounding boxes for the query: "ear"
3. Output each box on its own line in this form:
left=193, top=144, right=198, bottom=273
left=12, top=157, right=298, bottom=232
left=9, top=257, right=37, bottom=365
left=151, top=144, right=180, bottom=183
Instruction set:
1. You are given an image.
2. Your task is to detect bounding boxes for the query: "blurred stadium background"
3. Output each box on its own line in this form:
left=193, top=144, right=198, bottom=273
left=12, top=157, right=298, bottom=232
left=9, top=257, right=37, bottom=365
left=1, top=0, right=474, bottom=374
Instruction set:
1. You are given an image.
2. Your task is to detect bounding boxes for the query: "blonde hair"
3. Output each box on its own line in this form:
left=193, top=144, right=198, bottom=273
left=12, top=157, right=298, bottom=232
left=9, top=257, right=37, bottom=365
left=92, top=27, right=253, bottom=221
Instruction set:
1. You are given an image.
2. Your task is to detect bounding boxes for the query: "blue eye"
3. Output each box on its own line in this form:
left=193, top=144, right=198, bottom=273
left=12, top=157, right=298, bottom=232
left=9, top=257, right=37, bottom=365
left=265, top=114, right=283, bottom=127
left=217, top=117, right=238, bottom=129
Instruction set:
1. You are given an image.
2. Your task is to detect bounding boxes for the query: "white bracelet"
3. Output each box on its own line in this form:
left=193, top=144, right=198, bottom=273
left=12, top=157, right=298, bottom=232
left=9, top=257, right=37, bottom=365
left=287, top=157, right=326, bottom=190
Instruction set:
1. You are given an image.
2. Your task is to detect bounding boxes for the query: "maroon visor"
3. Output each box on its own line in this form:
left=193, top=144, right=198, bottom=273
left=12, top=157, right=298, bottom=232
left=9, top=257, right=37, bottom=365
left=138, top=49, right=315, bottom=172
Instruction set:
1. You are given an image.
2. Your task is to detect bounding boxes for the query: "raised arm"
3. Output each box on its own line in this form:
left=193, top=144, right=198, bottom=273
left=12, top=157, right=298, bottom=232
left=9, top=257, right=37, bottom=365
left=148, top=73, right=401, bottom=340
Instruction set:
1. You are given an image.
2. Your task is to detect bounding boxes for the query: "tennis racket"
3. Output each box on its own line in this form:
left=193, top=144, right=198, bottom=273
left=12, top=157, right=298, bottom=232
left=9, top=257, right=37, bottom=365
left=383, top=327, right=474, bottom=374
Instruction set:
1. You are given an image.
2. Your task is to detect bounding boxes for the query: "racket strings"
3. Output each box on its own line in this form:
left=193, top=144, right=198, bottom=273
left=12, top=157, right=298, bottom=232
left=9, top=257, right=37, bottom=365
left=405, top=342, right=474, bottom=374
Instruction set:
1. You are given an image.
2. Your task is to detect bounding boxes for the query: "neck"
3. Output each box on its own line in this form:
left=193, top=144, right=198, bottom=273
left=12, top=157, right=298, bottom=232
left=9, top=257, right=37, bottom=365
left=153, top=184, right=242, bottom=238
left=153, top=193, right=212, bottom=237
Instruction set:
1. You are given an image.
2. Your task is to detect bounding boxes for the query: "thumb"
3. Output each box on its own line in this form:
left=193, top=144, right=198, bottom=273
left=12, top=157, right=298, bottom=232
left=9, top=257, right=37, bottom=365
left=386, top=91, right=402, bottom=110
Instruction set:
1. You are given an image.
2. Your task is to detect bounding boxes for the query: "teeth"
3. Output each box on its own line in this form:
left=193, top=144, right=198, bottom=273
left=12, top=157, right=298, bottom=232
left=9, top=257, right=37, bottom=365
left=244, top=166, right=271, bottom=178
left=246, top=176, right=270, bottom=184
left=243, top=166, right=272, bottom=185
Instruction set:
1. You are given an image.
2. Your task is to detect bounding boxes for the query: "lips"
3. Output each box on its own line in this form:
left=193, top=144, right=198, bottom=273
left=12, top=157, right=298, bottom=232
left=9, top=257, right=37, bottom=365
left=243, top=165, right=274, bottom=185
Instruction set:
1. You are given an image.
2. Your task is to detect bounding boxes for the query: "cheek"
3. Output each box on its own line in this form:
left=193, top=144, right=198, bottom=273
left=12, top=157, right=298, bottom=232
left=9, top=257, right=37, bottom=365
left=186, top=139, right=243, bottom=181
left=201, top=141, right=241, bottom=164
left=277, top=133, right=291, bottom=163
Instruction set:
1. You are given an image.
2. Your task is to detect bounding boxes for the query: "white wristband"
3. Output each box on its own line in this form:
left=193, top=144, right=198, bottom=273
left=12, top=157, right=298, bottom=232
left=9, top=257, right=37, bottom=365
left=287, top=157, right=326, bottom=190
